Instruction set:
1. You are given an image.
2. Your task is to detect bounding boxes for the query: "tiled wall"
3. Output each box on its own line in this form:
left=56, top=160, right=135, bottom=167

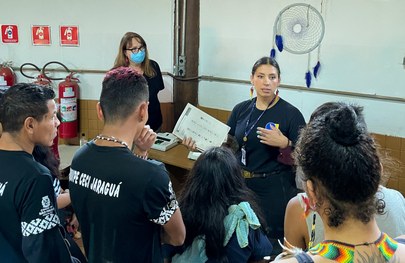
left=79, top=100, right=104, bottom=141
left=371, top=133, right=405, bottom=194
left=62, top=100, right=175, bottom=144
left=65, top=100, right=405, bottom=196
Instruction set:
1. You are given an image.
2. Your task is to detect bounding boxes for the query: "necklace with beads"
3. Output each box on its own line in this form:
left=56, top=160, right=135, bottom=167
left=309, top=232, right=398, bottom=263
left=95, top=135, right=129, bottom=148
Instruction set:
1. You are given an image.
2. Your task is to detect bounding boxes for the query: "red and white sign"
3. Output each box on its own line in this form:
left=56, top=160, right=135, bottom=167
left=60, top=26, right=79, bottom=46
left=1, top=25, right=19, bottom=43
left=32, top=25, right=51, bottom=45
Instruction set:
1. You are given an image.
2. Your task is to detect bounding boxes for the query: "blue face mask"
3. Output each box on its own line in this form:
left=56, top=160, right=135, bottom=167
left=130, top=49, right=146, bottom=64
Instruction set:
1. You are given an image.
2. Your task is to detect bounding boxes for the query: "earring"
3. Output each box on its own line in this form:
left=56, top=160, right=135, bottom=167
left=308, top=213, right=316, bottom=249
left=250, top=86, right=254, bottom=99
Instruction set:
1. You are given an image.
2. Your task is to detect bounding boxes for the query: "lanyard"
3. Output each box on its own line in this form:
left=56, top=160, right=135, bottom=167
left=243, top=91, right=279, bottom=143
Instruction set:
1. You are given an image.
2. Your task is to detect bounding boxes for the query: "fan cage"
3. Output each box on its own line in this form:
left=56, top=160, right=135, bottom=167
left=273, top=3, right=325, bottom=54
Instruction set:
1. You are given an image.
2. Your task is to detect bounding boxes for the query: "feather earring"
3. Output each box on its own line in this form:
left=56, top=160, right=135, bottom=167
left=308, top=213, right=316, bottom=249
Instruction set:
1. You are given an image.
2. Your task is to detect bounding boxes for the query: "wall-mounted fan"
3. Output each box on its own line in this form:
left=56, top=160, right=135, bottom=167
left=271, top=3, right=325, bottom=87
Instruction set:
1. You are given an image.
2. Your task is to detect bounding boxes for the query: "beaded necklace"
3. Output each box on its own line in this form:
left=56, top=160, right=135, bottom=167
left=309, top=232, right=398, bottom=263
left=95, top=135, right=129, bottom=148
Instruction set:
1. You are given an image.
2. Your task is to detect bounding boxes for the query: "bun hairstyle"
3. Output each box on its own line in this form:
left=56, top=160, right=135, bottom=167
left=326, top=105, right=365, bottom=146
left=295, top=102, right=381, bottom=227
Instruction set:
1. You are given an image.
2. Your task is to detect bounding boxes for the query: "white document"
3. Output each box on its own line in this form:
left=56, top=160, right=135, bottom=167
left=173, top=103, right=230, bottom=152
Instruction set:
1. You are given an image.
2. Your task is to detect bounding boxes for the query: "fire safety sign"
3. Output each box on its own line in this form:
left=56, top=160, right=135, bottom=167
left=32, top=25, right=51, bottom=45
left=1, top=25, right=19, bottom=43
left=60, top=26, right=79, bottom=46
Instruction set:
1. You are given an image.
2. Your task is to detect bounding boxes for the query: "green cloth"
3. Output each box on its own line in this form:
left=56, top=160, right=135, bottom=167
left=172, top=202, right=260, bottom=263
left=223, top=201, right=261, bottom=247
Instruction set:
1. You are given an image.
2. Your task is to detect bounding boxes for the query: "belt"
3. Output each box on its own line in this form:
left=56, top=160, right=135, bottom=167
left=242, top=169, right=279, bottom=179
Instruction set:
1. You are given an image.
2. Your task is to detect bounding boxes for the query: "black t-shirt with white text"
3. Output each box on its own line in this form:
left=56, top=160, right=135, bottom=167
left=69, top=142, right=178, bottom=263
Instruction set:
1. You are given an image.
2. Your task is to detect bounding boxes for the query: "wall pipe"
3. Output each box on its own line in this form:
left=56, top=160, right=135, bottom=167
left=174, top=0, right=180, bottom=74
left=181, top=0, right=187, bottom=57
left=13, top=67, right=405, bottom=103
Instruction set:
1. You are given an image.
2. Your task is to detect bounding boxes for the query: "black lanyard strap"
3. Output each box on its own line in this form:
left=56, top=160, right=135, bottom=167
left=243, top=91, right=279, bottom=142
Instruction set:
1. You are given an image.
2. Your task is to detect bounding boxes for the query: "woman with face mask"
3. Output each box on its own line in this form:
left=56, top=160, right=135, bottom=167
left=113, top=32, right=165, bottom=132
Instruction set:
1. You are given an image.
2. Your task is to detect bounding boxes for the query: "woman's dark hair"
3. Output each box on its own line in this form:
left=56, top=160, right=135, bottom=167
left=33, top=145, right=61, bottom=179
left=251, top=56, right=281, bottom=77
left=294, top=102, right=381, bottom=227
left=179, top=146, right=265, bottom=262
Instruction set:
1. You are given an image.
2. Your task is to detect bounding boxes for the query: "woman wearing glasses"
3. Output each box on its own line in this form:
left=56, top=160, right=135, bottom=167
left=113, top=32, right=164, bottom=131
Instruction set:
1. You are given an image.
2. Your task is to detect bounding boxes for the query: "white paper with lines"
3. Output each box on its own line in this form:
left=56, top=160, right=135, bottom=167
left=173, top=103, right=230, bottom=152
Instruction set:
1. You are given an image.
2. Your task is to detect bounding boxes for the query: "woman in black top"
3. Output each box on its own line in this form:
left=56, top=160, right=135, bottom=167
left=113, top=32, right=165, bottom=131
left=184, top=57, right=306, bottom=255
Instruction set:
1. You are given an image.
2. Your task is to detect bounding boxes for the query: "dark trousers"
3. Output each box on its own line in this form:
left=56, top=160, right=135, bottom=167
left=245, top=169, right=298, bottom=255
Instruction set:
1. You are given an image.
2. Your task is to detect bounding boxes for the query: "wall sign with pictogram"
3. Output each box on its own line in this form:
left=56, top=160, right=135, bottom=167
left=32, top=25, right=51, bottom=45
left=60, top=26, right=79, bottom=46
left=1, top=25, right=19, bottom=43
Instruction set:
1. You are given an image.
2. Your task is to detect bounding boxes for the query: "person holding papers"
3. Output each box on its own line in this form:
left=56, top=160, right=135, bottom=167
left=183, top=57, right=305, bottom=255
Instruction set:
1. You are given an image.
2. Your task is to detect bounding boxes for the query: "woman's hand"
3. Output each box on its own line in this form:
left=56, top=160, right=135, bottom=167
left=257, top=126, right=289, bottom=148
left=182, top=136, right=197, bottom=152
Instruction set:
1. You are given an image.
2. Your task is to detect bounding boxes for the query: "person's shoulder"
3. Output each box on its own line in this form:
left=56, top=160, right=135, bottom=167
left=278, top=98, right=302, bottom=113
left=23, top=154, right=52, bottom=178
left=135, top=158, right=168, bottom=178
left=149, top=59, right=159, bottom=68
left=287, top=194, right=305, bottom=211
left=233, top=99, right=252, bottom=111
left=379, top=186, right=404, bottom=199
left=394, top=243, right=405, bottom=261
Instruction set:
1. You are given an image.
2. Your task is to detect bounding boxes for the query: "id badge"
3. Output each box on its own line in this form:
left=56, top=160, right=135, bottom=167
left=241, top=146, right=247, bottom=166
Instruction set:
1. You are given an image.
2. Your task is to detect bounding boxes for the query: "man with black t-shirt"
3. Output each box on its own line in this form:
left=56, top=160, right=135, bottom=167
left=0, top=84, right=78, bottom=262
left=69, top=67, right=185, bottom=262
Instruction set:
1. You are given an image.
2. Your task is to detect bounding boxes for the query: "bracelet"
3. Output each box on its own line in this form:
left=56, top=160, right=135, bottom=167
left=134, top=152, right=148, bottom=160
left=285, top=139, right=291, bottom=148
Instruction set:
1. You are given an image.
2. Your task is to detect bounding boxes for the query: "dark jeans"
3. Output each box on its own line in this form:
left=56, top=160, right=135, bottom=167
left=245, top=169, right=298, bottom=255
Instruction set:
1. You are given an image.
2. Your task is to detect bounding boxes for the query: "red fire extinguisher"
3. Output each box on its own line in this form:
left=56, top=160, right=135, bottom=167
left=58, top=72, right=79, bottom=139
left=0, top=61, right=16, bottom=87
left=42, top=61, right=80, bottom=139
left=34, top=74, right=53, bottom=87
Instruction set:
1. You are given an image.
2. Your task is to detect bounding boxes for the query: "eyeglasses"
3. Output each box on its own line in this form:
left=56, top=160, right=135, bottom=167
left=125, top=46, right=144, bottom=54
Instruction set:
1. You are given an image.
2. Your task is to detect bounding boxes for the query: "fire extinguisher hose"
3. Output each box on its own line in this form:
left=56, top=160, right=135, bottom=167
left=19, top=62, right=41, bottom=79
left=42, top=61, right=73, bottom=81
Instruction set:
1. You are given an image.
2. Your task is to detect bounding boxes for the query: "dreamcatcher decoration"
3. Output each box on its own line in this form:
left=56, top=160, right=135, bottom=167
left=270, top=3, right=325, bottom=87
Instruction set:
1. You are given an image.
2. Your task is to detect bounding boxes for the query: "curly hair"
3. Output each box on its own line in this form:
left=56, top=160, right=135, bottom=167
left=294, top=102, right=382, bottom=227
